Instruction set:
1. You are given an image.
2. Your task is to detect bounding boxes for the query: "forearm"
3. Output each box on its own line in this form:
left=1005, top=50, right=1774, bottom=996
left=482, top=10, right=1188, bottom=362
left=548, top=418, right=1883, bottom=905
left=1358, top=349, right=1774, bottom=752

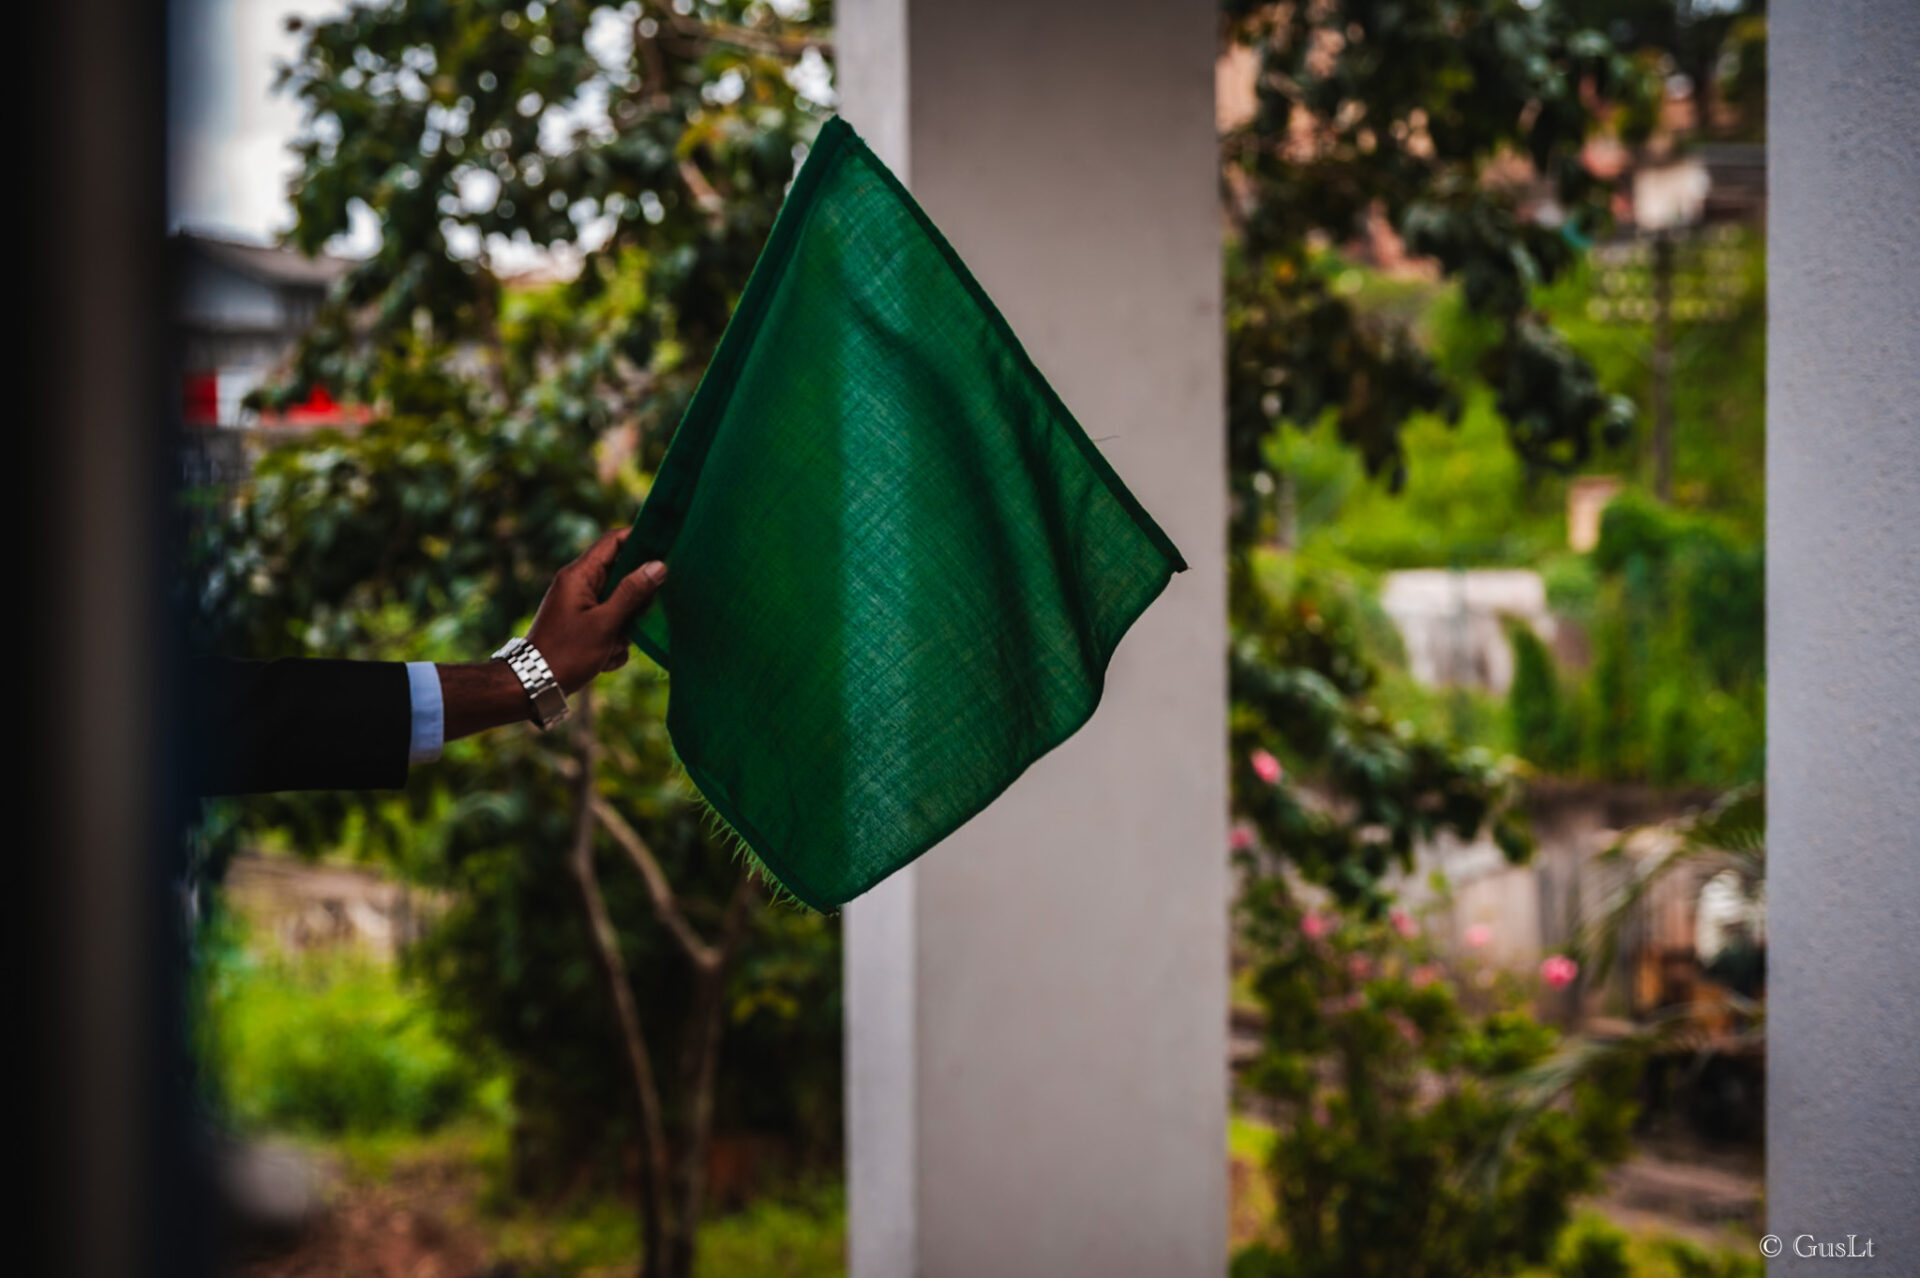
left=427, top=530, right=662, bottom=750
left=437, top=660, right=539, bottom=743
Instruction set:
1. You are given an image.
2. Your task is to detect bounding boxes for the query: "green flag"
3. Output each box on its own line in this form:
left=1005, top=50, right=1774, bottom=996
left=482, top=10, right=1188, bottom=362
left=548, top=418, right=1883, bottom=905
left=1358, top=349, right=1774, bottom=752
left=607, top=115, right=1186, bottom=910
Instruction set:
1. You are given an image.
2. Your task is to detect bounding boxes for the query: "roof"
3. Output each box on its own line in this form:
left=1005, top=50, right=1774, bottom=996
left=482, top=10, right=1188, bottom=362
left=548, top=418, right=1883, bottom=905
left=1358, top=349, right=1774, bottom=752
left=174, top=229, right=356, bottom=289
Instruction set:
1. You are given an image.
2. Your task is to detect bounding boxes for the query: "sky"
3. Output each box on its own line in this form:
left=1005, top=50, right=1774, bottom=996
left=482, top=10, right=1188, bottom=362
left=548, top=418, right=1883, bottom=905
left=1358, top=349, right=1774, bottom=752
left=169, top=0, right=384, bottom=253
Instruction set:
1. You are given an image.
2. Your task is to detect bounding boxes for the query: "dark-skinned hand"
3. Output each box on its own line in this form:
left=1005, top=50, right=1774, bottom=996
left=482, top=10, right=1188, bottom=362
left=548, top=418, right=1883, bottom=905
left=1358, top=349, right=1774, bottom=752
left=527, top=527, right=667, bottom=693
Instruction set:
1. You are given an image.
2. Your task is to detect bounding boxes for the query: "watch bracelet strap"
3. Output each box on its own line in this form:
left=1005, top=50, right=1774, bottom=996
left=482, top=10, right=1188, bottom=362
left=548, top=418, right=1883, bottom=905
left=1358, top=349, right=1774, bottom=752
left=494, top=637, right=570, bottom=729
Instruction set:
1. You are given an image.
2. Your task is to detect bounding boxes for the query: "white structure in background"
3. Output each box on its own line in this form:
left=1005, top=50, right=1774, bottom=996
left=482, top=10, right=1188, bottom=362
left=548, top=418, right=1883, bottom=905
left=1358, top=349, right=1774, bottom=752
left=175, top=230, right=352, bottom=426
left=840, top=1, right=1227, bottom=1275
left=1631, top=156, right=1712, bottom=234
left=1378, top=568, right=1553, bottom=694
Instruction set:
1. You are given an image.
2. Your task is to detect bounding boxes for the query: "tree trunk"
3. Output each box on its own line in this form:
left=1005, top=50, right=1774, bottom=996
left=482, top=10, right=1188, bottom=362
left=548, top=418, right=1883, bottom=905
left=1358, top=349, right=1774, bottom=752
left=1651, top=230, right=1675, bottom=502
left=565, top=692, right=673, bottom=1278
left=665, top=872, right=757, bottom=1277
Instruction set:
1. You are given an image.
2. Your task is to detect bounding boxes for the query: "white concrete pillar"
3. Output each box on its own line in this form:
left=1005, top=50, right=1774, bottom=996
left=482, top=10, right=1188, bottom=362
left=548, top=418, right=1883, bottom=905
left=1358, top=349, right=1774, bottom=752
left=1767, top=2, right=1920, bottom=1268
left=838, top=3, right=1227, bottom=1276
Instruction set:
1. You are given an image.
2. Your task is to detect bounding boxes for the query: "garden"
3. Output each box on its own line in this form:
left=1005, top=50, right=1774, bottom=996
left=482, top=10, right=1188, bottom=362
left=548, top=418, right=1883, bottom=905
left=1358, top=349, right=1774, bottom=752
left=183, top=1, right=1770, bottom=1274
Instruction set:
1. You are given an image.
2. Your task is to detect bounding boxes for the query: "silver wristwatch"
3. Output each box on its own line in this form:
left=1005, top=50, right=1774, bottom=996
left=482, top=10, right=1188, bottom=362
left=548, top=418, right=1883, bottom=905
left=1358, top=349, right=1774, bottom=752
left=492, top=636, right=570, bottom=730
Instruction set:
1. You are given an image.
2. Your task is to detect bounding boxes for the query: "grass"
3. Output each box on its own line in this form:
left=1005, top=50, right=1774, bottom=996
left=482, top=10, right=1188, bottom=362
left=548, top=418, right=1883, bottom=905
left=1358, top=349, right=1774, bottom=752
left=487, top=1180, right=844, bottom=1278
left=1230, top=1113, right=1279, bottom=1167
left=1519, top=1211, right=1763, bottom=1278
left=694, top=1183, right=846, bottom=1278
left=197, top=908, right=845, bottom=1275
left=1229, top=1115, right=1281, bottom=1248
left=195, top=913, right=506, bottom=1137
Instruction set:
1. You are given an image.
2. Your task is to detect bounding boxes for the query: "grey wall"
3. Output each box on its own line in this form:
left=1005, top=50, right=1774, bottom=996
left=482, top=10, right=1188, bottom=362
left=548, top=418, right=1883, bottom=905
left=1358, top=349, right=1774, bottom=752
left=1767, top=2, right=1920, bottom=1270
left=840, top=2, right=1228, bottom=1275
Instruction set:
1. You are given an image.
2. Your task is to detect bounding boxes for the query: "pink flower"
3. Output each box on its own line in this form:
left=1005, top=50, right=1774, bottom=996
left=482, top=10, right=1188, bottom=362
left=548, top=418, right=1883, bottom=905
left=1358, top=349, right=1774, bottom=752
left=1229, top=825, right=1254, bottom=852
left=1301, top=912, right=1331, bottom=939
left=1250, top=749, right=1283, bottom=785
left=1463, top=923, right=1493, bottom=950
left=1411, top=963, right=1444, bottom=989
left=1346, top=955, right=1373, bottom=981
left=1390, top=909, right=1419, bottom=939
left=1540, top=955, right=1580, bottom=989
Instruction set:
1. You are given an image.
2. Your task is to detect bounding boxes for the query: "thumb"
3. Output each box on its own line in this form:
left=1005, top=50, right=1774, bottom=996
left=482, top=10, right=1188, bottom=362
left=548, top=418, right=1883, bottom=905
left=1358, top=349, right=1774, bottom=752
left=603, top=560, right=667, bottom=623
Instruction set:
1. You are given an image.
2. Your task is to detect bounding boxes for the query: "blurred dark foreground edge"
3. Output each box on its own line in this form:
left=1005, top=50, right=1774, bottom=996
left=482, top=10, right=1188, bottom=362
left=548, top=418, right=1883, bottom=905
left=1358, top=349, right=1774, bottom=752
left=27, top=2, right=211, bottom=1274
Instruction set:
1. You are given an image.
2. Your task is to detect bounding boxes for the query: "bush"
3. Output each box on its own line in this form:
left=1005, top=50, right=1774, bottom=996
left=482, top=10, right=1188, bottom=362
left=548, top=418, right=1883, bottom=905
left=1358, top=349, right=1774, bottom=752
left=693, top=1182, right=846, bottom=1278
left=1549, top=1217, right=1632, bottom=1278
left=1655, top=1236, right=1764, bottom=1278
left=1507, top=493, right=1764, bottom=787
left=1508, top=620, right=1571, bottom=771
left=1232, top=884, right=1639, bottom=1278
left=1279, top=391, right=1572, bottom=570
left=196, top=912, right=500, bottom=1136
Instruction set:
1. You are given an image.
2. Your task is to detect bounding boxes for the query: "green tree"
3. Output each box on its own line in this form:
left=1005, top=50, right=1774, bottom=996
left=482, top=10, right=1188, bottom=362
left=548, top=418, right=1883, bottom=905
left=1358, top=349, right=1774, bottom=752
left=1219, top=1, right=1655, bottom=1267
left=1502, top=493, right=1764, bottom=786
left=1221, top=0, right=1653, bottom=910
left=193, top=5, right=836, bottom=1277
left=1557, top=0, right=1766, bottom=142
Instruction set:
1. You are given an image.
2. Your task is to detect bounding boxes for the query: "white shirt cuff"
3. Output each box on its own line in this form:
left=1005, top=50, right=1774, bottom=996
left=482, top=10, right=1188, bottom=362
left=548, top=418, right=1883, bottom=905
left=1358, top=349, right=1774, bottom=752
left=405, top=661, right=444, bottom=766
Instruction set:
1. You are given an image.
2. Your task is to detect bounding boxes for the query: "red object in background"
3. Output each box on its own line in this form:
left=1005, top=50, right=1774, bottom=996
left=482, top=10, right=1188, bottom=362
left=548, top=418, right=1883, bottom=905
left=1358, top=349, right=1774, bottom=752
left=182, top=369, right=373, bottom=430
left=262, top=381, right=371, bottom=429
left=183, top=370, right=219, bottom=425
left=281, top=383, right=341, bottom=422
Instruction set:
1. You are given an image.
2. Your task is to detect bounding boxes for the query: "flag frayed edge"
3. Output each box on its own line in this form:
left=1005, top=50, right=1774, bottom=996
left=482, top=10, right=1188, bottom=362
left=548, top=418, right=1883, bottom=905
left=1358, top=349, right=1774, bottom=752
left=662, top=751, right=824, bottom=914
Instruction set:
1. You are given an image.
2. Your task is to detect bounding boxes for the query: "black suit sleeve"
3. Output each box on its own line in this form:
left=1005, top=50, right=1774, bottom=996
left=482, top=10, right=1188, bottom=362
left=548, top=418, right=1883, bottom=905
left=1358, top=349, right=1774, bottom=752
left=187, top=658, right=413, bottom=796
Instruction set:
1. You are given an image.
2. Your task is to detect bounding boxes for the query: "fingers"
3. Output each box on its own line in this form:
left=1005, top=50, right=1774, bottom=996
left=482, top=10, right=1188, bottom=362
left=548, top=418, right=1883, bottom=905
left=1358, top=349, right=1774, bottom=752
left=603, top=559, right=668, bottom=624
left=572, top=526, right=632, bottom=594
left=603, top=647, right=631, bottom=672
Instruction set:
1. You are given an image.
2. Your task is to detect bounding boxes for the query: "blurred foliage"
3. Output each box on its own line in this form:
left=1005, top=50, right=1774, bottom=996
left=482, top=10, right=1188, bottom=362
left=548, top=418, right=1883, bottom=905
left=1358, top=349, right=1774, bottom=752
left=1547, top=1217, right=1633, bottom=1278
left=1540, top=228, right=1767, bottom=538
left=1529, top=1213, right=1762, bottom=1278
left=1573, top=785, right=1764, bottom=989
left=1250, top=228, right=1765, bottom=787
left=1232, top=546, right=1534, bottom=914
left=1229, top=893, right=1639, bottom=1278
left=194, top=910, right=504, bottom=1136
left=1266, top=227, right=1765, bottom=570
left=262, top=0, right=836, bottom=465
left=1221, top=0, right=1665, bottom=916
left=691, top=1183, right=846, bottom=1278
left=481, top=1177, right=843, bottom=1277
left=1275, top=389, right=1569, bottom=569
left=1222, top=0, right=1647, bottom=532
left=1218, top=8, right=1768, bottom=1269
left=185, top=0, right=1775, bottom=1269
left=1508, top=493, right=1764, bottom=786
left=190, top=3, right=840, bottom=1273
left=1648, top=1235, right=1765, bottom=1278
left=1557, top=0, right=1766, bottom=142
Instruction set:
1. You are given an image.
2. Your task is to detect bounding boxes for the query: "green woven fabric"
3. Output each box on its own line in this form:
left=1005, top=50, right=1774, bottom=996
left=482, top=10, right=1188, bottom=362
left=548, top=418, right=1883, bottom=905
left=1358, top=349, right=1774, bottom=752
left=606, top=116, right=1185, bottom=910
